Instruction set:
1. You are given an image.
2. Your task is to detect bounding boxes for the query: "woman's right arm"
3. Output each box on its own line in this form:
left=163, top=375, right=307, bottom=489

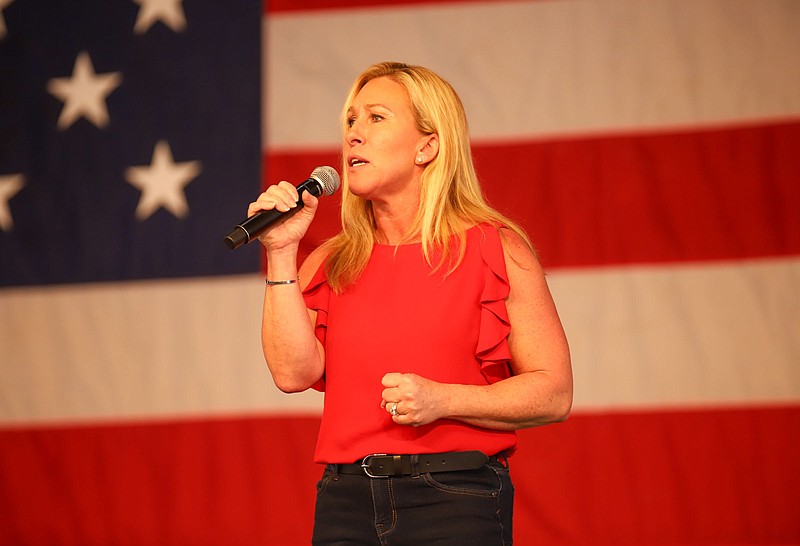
left=250, top=182, right=326, bottom=393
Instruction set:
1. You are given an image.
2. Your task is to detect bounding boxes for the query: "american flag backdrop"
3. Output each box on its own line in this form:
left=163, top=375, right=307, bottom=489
left=1, top=0, right=799, bottom=544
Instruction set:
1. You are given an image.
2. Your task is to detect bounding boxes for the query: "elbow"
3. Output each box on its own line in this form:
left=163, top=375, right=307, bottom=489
left=531, top=395, right=571, bottom=428
left=264, top=349, right=324, bottom=393
left=274, top=380, right=307, bottom=394
left=552, top=391, right=573, bottom=423
left=272, top=373, right=316, bottom=394
left=542, top=380, right=573, bottom=425
left=517, top=385, right=572, bottom=430
left=552, top=374, right=574, bottom=423
left=268, top=364, right=322, bottom=394
left=550, top=356, right=573, bottom=423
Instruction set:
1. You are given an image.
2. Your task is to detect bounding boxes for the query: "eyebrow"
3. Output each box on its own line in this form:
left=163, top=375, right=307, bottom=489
left=347, top=103, right=393, bottom=113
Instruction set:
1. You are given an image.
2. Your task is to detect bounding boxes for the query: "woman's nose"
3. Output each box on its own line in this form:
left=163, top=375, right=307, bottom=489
left=346, top=121, right=363, bottom=145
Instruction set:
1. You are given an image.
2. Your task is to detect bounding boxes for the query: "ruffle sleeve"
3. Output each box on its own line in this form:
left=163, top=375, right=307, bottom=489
left=475, top=226, right=513, bottom=384
left=302, top=262, right=330, bottom=391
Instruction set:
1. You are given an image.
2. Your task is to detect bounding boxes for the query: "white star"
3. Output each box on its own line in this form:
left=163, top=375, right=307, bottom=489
left=0, top=0, right=13, bottom=40
left=132, top=0, right=187, bottom=34
left=0, top=173, right=24, bottom=232
left=125, top=140, right=201, bottom=220
left=46, top=51, right=122, bottom=130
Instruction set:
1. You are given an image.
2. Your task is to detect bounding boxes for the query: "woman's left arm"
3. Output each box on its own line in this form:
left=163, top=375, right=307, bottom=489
left=382, top=228, right=573, bottom=430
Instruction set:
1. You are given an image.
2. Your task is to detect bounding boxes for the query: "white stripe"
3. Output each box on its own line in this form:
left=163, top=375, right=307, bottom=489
left=550, top=257, right=800, bottom=411
left=0, top=275, right=323, bottom=426
left=2, top=260, right=798, bottom=425
left=264, top=0, right=800, bottom=150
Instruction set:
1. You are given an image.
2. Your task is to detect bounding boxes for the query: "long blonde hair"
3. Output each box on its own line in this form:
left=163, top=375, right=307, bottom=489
left=323, top=61, right=533, bottom=292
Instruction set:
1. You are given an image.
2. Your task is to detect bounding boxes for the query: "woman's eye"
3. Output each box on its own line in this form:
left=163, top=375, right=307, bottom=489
left=346, top=113, right=383, bottom=127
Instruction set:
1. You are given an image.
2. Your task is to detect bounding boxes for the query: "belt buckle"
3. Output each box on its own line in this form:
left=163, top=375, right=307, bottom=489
left=361, top=453, right=389, bottom=478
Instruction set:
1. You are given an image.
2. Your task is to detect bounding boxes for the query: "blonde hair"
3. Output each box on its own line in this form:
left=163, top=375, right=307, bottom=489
left=323, top=61, right=533, bottom=292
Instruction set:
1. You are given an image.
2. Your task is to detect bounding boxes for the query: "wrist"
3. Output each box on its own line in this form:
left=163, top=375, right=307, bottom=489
left=264, top=241, right=300, bottom=259
left=265, top=246, right=299, bottom=280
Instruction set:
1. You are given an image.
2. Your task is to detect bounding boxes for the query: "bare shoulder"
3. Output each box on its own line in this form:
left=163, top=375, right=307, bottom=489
left=496, top=226, right=542, bottom=276
left=298, top=245, right=329, bottom=290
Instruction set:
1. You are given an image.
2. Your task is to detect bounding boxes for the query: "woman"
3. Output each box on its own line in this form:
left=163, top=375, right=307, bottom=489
left=249, top=62, right=572, bottom=545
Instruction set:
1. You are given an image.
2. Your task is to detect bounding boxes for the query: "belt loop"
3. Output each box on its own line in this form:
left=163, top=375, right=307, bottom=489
left=497, top=451, right=509, bottom=469
left=329, top=463, right=340, bottom=479
left=410, top=454, right=420, bottom=478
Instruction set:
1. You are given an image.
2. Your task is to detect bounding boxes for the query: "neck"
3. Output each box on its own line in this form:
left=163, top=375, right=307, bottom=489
left=372, top=197, right=420, bottom=245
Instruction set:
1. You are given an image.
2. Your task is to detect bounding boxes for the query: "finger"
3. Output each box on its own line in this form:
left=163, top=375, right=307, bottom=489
left=276, top=181, right=300, bottom=202
left=248, top=198, right=278, bottom=217
left=248, top=187, right=287, bottom=215
left=247, top=201, right=263, bottom=217
left=269, top=182, right=299, bottom=211
left=381, top=372, right=404, bottom=387
left=380, top=388, right=396, bottom=402
left=300, top=189, right=319, bottom=210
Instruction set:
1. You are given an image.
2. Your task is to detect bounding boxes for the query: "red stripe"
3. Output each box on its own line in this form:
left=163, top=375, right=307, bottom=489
left=515, top=406, right=800, bottom=544
left=2, top=407, right=798, bottom=545
left=263, top=0, right=540, bottom=15
left=0, top=417, right=320, bottom=546
left=266, top=120, right=800, bottom=268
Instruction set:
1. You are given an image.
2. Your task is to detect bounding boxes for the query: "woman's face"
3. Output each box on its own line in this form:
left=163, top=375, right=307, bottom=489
left=343, top=76, right=428, bottom=204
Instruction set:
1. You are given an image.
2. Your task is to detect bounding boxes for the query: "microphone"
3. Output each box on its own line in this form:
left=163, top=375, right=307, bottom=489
left=224, top=166, right=340, bottom=250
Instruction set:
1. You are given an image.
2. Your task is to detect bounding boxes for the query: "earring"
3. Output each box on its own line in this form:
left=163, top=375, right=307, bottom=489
left=416, top=156, right=423, bottom=163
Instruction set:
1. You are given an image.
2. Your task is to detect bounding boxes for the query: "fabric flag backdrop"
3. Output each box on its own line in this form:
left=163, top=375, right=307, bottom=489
left=1, top=0, right=799, bottom=544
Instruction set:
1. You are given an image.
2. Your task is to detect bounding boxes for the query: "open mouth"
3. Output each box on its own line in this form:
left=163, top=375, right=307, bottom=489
left=349, top=157, right=368, bottom=167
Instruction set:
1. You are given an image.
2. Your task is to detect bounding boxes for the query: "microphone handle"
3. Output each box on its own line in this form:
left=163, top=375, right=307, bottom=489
left=224, top=179, right=323, bottom=250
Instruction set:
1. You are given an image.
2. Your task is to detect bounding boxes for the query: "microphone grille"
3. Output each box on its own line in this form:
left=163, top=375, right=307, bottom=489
left=310, top=166, right=341, bottom=196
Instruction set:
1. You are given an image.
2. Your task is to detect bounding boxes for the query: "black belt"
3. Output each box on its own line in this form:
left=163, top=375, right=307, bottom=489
left=336, top=451, right=491, bottom=478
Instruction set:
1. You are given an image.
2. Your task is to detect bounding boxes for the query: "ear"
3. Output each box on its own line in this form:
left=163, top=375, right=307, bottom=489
left=415, top=133, right=439, bottom=165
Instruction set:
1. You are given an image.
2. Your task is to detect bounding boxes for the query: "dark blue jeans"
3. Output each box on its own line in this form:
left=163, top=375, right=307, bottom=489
left=311, top=459, right=514, bottom=545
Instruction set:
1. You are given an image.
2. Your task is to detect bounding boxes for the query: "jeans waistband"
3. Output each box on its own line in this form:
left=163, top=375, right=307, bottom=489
left=334, top=450, right=494, bottom=478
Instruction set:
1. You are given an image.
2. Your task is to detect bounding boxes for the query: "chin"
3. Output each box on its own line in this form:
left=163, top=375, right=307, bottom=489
left=346, top=176, right=377, bottom=199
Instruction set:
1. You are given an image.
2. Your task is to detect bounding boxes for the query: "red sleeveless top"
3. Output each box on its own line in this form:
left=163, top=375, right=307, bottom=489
left=302, top=224, right=517, bottom=463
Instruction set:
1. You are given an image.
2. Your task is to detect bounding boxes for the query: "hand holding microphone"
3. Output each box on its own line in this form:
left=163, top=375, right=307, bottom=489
left=225, top=166, right=340, bottom=250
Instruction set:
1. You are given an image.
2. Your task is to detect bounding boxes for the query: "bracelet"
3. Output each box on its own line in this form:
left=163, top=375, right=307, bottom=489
left=265, top=276, right=299, bottom=285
